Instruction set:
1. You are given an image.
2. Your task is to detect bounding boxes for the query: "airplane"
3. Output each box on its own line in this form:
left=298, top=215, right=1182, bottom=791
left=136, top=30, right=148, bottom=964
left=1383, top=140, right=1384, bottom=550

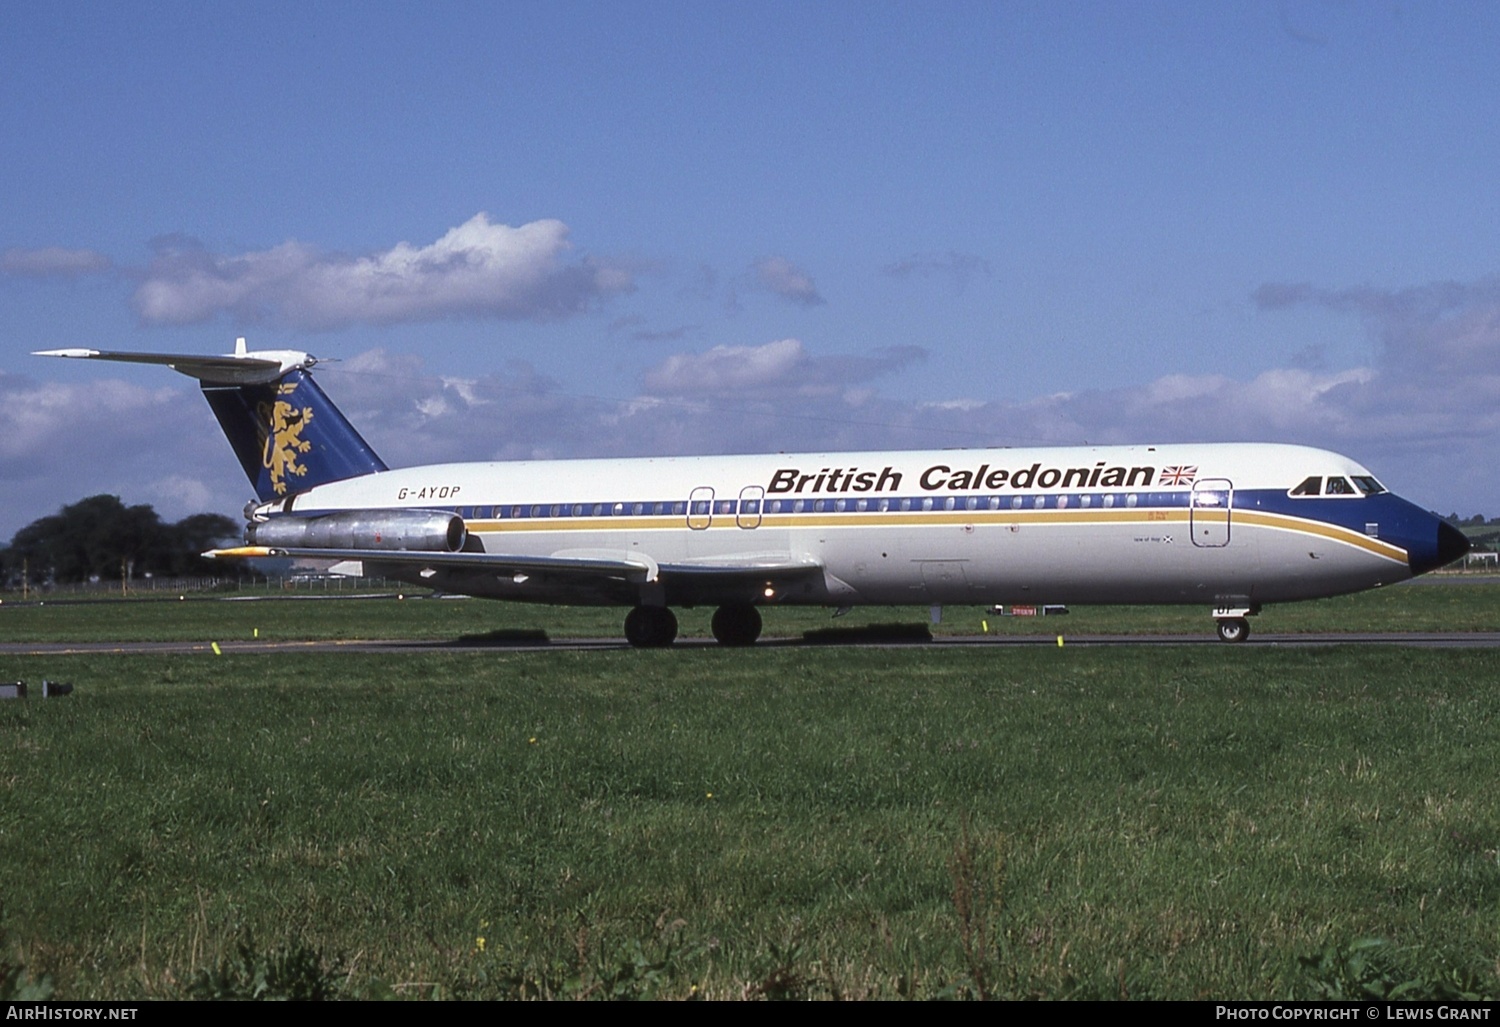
left=36, top=339, right=1470, bottom=646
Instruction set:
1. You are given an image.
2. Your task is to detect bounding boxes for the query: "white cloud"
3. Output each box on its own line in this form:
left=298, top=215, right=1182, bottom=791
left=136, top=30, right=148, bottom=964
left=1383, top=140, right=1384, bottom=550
left=131, top=214, right=633, bottom=329
left=1, top=246, right=112, bottom=277
left=639, top=338, right=924, bottom=398
left=749, top=256, right=824, bottom=307
left=641, top=338, right=805, bottom=394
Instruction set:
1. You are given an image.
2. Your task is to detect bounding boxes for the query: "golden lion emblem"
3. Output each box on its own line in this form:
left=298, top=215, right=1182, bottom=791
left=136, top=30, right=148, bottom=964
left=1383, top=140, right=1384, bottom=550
left=260, top=382, right=315, bottom=495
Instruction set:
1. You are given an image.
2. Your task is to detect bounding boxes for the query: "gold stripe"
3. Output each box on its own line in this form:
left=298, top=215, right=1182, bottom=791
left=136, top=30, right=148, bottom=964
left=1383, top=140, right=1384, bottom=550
left=465, top=507, right=1408, bottom=563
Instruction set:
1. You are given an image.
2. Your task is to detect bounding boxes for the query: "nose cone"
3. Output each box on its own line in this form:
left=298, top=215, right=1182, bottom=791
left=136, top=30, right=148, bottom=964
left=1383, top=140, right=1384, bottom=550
left=1410, top=520, right=1471, bottom=576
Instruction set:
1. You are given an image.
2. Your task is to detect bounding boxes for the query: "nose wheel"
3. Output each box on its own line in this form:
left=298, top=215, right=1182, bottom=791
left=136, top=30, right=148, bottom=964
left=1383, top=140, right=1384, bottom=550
left=1215, top=617, right=1250, bottom=643
left=624, top=606, right=678, bottom=648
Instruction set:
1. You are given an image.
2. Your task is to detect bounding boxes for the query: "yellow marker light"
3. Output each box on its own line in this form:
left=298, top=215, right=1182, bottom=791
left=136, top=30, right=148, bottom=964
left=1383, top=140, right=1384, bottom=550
left=1056, top=635, right=1064, bottom=648
left=211, top=642, right=222, bottom=655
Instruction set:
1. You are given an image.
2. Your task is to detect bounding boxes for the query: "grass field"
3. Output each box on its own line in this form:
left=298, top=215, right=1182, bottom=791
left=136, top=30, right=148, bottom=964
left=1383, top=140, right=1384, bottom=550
left=3, top=601, right=1500, bottom=999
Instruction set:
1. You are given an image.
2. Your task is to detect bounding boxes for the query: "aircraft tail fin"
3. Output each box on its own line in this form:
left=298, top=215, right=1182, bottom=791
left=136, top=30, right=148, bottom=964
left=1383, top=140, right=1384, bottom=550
left=202, top=369, right=387, bottom=501
left=34, top=340, right=388, bottom=502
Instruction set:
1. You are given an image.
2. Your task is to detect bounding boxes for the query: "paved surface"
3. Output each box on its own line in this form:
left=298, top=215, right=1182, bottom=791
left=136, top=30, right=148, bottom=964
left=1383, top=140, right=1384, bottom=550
left=3, top=631, right=1500, bottom=656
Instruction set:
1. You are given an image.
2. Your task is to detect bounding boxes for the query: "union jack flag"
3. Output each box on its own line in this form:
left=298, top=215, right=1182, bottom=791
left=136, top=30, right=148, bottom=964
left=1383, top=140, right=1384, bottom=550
left=1160, top=465, right=1197, bottom=486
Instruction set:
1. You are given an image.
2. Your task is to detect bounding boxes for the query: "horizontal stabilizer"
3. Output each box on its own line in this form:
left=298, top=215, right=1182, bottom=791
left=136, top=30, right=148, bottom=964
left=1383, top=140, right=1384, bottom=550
left=34, top=338, right=316, bottom=385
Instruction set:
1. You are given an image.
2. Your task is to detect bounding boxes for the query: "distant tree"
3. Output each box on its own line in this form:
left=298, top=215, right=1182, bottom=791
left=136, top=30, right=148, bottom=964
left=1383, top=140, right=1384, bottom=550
left=2, top=495, right=244, bottom=584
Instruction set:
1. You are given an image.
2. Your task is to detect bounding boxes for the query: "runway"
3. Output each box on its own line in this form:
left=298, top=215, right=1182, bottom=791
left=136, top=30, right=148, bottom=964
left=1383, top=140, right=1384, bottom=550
left=3, top=631, right=1500, bottom=656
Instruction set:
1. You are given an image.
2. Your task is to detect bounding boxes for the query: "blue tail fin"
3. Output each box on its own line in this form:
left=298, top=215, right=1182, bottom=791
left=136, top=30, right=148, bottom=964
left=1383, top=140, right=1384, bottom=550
left=202, top=369, right=388, bottom=501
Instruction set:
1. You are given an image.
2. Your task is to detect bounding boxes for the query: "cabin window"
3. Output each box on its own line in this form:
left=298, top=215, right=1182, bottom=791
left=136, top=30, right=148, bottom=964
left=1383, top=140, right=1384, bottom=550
left=1011, top=496, right=1023, bottom=509
left=1126, top=494, right=1138, bottom=508
left=1353, top=476, right=1386, bottom=495
left=1102, top=495, right=1114, bottom=508
left=1325, top=477, right=1355, bottom=496
left=1290, top=476, right=1322, bottom=497
left=1033, top=496, right=1046, bottom=509
left=1079, top=495, right=1091, bottom=508
left=1056, top=495, right=1069, bottom=509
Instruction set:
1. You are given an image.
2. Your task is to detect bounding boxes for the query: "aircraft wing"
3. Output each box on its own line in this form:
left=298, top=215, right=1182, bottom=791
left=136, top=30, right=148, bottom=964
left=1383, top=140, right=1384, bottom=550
left=205, top=545, right=824, bottom=586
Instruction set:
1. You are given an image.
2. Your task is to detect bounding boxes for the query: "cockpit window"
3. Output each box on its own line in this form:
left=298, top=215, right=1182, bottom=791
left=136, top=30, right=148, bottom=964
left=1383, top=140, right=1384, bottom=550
left=1352, top=476, right=1386, bottom=495
left=1325, top=476, right=1355, bottom=495
left=1290, top=476, right=1322, bottom=497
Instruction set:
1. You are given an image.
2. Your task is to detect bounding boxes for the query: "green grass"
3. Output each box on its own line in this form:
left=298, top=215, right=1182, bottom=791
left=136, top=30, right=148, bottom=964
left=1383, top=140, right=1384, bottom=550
left=1, top=575, right=1497, bottom=644
left=4, top=644, right=1500, bottom=999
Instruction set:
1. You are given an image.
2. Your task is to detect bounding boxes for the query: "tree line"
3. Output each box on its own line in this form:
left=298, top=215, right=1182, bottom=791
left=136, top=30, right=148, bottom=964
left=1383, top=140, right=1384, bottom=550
left=1, top=495, right=252, bottom=585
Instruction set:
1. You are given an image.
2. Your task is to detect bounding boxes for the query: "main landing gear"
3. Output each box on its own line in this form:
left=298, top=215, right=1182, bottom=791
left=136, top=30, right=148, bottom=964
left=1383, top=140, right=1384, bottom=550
left=623, top=603, right=764, bottom=648
left=624, top=605, right=678, bottom=648
left=710, top=603, right=762, bottom=647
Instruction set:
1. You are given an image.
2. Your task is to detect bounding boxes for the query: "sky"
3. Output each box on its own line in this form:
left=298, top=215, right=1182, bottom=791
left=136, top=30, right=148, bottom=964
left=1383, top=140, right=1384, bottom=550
left=2, top=1, right=1499, bottom=539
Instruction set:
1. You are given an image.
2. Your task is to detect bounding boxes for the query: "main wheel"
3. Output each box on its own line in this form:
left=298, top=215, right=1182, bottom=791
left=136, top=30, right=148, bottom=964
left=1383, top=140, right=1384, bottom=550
left=1215, top=617, right=1250, bottom=643
left=624, top=605, right=678, bottom=648
left=711, top=603, right=762, bottom=646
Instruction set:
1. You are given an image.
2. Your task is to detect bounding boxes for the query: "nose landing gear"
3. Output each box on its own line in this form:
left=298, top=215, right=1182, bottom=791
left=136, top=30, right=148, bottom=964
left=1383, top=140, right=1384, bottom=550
left=1213, top=604, right=1258, bottom=643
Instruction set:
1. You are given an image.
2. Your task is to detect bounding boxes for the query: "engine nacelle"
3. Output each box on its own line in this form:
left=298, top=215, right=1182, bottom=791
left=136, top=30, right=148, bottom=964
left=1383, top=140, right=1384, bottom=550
left=248, top=509, right=467, bottom=552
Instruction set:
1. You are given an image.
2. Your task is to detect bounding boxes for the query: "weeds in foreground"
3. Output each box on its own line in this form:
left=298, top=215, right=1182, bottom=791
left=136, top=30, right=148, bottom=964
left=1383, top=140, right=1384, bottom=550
left=946, top=818, right=1004, bottom=999
left=187, top=932, right=347, bottom=1001
left=1298, top=938, right=1499, bottom=1002
left=460, top=925, right=701, bottom=1000
left=1, top=916, right=53, bottom=1001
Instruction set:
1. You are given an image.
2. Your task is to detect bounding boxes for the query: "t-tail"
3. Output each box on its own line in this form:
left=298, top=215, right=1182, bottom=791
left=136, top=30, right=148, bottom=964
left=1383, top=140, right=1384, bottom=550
left=34, top=338, right=386, bottom=502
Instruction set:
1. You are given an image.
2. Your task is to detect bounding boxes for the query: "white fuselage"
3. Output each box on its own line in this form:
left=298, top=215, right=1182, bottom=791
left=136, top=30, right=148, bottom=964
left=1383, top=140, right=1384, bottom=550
left=268, top=441, right=1435, bottom=610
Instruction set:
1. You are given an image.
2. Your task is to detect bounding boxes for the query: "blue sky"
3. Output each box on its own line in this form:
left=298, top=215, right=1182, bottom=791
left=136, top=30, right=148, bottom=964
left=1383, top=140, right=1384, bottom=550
left=3, top=1, right=1499, bottom=538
